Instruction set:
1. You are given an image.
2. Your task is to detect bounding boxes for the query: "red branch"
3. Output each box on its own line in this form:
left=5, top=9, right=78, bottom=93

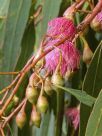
left=2, top=98, right=27, bottom=128
left=77, top=0, right=102, bottom=31
left=0, top=36, right=68, bottom=117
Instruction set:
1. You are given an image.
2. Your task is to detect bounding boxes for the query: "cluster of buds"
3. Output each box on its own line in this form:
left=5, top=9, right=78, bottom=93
left=81, top=36, right=93, bottom=66
left=15, top=17, right=81, bottom=129
left=15, top=72, right=49, bottom=128
left=91, top=10, right=102, bottom=32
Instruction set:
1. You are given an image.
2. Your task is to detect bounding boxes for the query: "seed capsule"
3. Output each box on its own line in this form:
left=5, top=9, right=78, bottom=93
left=51, top=72, right=64, bottom=86
left=63, top=3, right=75, bottom=21
left=81, top=36, right=93, bottom=65
left=35, top=47, right=45, bottom=69
left=65, top=70, right=74, bottom=81
left=44, top=77, right=53, bottom=96
left=31, top=106, right=41, bottom=128
left=37, top=96, right=49, bottom=113
left=13, top=95, right=19, bottom=106
left=26, top=85, right=38, bottom=104
left=29, top=73, right=39, bottom=87
left=16, top=110, right=26, bottom=129
left=83, top=44, right=93, bottom=65
left=91, top=13, right=102, bottom=32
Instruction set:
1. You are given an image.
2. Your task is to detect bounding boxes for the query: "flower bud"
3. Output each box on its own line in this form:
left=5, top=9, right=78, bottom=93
left=35, top=47, right=45, bottom=69
left=29, top=73, right=39, bottom=87
left=26, top=85, right=38, bottom=104
left=81, top=36, right=93, bottom=65
left=13, top=95, right=19, bottom=106
left=31, top=106, right=41, bottom=128
left=51, top=72, right=64, bottom=86
left=65, top=70, right=74, bottom=81
left=16, top=110, right=26, bottom=129
left=63, top=3, right=75, bottom=21
left=37, top=96, right=49, bottom=113
left=83, top=43, right=93, bottom=65
left=44, top=77, right=53, bottom=96
left=91, top=11, right=102, bottom=32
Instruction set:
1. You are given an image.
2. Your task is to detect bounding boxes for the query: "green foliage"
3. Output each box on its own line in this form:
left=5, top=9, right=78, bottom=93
left=0, top=0, right=32, bottom=89
left=80, top=42, right=102, bottom=136
left=85, top=89, right=102, bottom=136
left=34, top=0, right=62, bottom=49
left=55, top=85, right=95, bottom=107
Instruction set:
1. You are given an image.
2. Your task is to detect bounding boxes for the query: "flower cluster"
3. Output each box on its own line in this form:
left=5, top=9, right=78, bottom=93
left=66, top=107, right=80, bottom=130
left=44, top=17, right=80, bottom=76
left=47, top=17, right=76, bottom=39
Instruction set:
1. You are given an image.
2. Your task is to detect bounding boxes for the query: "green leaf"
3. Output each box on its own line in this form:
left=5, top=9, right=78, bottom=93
left=35, top=0, right=62, bottom=49
left=7, top=124, right=14, bottom=136
left=80, top=41, right=102, bottom=136
left=14, top=11, right=35, bottom=136
left=15, top=22, right=35, bottom=98
left=16, top=23, right=35, bottom=71
left=85, top=89, right=102, bottom=136
left=55, top=85, right=95, bottom=107
left=0, top=0, right=10, bottom=69
left=0, top=0, right=32, bottom=89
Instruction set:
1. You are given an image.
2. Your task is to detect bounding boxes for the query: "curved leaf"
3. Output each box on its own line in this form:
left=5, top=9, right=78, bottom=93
left=0, top=0, right=32, bottom=89
left=35, top=0, right=62, bottom=49
left=85, top=89, right=102, bottom=136
left=80, top=41, right=102, bottom=136
left=55, top=85, right=95, bottom=107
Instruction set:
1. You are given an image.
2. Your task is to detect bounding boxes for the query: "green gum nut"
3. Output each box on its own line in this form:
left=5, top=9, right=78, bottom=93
left=31, top=108, right=41, bottom=128
left=16, top=110, right=27, bottom=129
left=51, top=72, right=64, bottom=91
left=26, top=85, right=38, bottom=104
left=91, top=18, right=102, bottom=32
left=13, top=95, right=19, bottom=106
left=37, top=96, right=49, bottom=113
left=29, top=73, right=39, bottom=87
left=44, top=77, right=53, bottom=96
left=83, top=44, right=93, bottom=65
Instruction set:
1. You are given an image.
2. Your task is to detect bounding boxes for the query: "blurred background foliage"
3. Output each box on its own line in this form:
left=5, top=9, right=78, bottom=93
left=0, top=0, right=102, bottom=136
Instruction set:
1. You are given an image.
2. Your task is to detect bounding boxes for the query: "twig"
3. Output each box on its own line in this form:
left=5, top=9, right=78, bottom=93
left=2, top=98, right=27, bottom=128
left=76, top=0, right=86, bottom=9
left=0, top=91, right=8, bottom=105
left=0, top=56, right=34, bottom=95
left=0, top=72, right=19, bottom=75
left=0, top=76, right=20, bottom=95
left=77, top=0, right=102, bottom=31
left=85, top=0, right=94, bottom=10
left=63, top=0, right=86, bottom=17
left=0, top=36, right=69, bottom=117
left=77, top=9, right=92, bottom=14
left=0, top=127, right=5, bottom=136
left=33, top=5, right=42, bottom=19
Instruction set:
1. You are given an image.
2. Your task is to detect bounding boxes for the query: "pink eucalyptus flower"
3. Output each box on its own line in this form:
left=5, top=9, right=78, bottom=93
left=47, top=17, right=76, bottom=40
left=65, top=107, right=80, bottom=130
left=45, top=41, right=80, bottom=75
left=91, top=10, right=102, bottom=31
left=44, top=17, right=80, bottom=75
left=94, top=10, right=102, bottom=23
